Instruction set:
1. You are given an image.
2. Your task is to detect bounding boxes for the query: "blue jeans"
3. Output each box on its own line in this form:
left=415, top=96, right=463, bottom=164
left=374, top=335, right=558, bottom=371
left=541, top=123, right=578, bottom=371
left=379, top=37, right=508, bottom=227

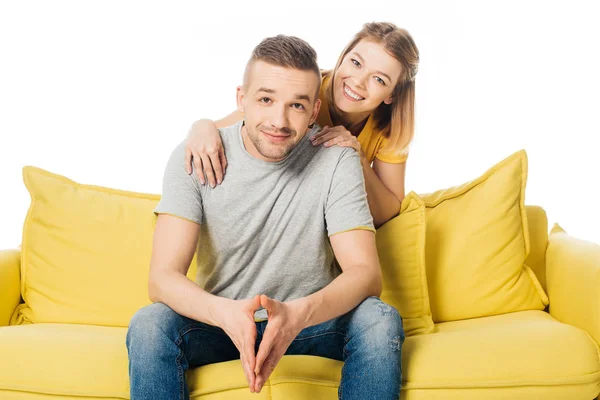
left=126, top=296, right=404, bottom=400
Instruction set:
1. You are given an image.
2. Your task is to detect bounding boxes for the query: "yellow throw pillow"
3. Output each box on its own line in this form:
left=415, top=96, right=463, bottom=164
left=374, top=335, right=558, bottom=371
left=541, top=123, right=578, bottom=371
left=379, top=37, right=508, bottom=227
left=419, top=150, right=548, bottom=323
left=17, top=166, right=197, bottom=327
left=376, top=192, right=434, bottom=336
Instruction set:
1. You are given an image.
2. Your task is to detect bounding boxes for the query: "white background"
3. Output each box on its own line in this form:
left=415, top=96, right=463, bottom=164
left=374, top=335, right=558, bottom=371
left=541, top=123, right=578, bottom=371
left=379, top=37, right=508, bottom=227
left=1, top=0, right=598, bottom=249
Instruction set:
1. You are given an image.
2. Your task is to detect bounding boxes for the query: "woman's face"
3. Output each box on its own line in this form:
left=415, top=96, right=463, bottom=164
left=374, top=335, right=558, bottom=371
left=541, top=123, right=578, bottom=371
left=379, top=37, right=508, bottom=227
left=333, top=39, right=403, bottom=115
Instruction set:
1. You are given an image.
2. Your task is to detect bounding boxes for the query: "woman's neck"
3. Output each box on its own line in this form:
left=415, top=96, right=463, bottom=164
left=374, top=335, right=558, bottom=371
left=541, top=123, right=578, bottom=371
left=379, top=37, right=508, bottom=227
left=329, top=102, right=371, bottom=137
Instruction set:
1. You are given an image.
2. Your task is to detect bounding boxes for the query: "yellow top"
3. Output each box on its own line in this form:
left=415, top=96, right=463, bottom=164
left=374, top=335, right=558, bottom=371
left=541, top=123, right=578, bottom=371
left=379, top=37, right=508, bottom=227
left=316, top=75, right=408, bottom=164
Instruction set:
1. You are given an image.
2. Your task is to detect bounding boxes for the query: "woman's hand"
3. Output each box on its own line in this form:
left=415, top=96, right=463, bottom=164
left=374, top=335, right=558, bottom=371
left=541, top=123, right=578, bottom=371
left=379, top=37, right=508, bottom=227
left=310, top=125, right=365, bottom=161
left=185, top=119, right=228, bottom=188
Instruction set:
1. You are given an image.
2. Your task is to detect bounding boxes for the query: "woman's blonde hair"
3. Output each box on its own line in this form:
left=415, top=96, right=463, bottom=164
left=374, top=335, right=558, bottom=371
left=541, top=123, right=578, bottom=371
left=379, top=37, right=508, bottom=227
left=324, top=22, right=419, bottom=156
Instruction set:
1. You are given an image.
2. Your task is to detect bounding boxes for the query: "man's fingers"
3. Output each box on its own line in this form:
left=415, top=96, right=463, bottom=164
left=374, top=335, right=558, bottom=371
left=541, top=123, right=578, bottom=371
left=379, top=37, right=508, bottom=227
left=240, top=353, right=251, bottom=387
left=255, top=325, right=276, bottom=375
left=254, top=339, right=273, bottom=376
left=208, top=150, right=223, bottom=184
left=235, top=325, right=257, bottom=392
left=242, top=329, right=257, bottom=379
left=261, top=294, right=281, bottom=313
left=200, top=154, right=216, bottom=188
left=255, top=349, right=281, bottom=392
left=246, top=294, right=261, bottom=313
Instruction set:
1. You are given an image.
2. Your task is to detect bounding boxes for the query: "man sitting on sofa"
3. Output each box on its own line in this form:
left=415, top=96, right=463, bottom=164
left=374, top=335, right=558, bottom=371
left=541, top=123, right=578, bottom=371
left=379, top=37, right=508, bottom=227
left=125, top=34, right=404, bottom=400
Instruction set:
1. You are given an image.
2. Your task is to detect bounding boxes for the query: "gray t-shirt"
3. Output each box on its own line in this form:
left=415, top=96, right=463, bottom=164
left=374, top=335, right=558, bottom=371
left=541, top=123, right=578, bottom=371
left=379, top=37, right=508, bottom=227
left=154, top=121, right=374, bottom=309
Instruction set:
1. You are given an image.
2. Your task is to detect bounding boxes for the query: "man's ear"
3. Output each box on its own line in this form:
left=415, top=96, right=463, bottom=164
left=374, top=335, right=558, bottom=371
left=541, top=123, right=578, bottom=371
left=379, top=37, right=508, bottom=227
left=310, top=99, right=322, bottom=126
left=236, top=85, right=245, bottom=113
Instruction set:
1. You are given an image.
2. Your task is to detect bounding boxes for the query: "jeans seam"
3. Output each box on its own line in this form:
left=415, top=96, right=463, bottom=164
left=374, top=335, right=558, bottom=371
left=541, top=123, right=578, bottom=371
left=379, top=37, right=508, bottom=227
left=179, top=326, right=228, bottom=338
left=176, top=327, right=222, bottom=400
left=292, top=331, right=346, bottom=341
left=175, top=345, right=184, bottom=400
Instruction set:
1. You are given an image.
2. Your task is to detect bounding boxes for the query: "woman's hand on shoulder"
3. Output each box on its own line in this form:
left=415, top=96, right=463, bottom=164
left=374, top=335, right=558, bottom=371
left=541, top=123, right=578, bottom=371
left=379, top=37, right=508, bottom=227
left=185, top=119, right=227, bottom=188
left=310, top=125, right=365, bottom=161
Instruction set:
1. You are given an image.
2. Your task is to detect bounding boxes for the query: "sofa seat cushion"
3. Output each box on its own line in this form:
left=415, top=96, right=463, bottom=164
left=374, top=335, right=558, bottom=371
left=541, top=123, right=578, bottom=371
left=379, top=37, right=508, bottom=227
left=402, top=310, right=600, bottom=399
left=3, top=312, right=599, bottom=400
left=0, top=323, right=341, bottom=399
left=0, top=324, right=131, bottom=398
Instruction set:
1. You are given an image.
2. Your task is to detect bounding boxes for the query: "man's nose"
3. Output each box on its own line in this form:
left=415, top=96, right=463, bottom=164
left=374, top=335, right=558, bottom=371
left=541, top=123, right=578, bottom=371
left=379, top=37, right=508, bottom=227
left=269, top=104, right=289, bottom=131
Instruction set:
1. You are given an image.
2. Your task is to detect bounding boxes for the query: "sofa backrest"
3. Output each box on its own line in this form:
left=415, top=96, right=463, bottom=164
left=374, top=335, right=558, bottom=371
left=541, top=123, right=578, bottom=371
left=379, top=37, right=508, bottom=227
left=14, top=166, right=550, bottom=328
left=15, top=166, right=199, bottom=328
left=524, top=205, right=549, bottom=293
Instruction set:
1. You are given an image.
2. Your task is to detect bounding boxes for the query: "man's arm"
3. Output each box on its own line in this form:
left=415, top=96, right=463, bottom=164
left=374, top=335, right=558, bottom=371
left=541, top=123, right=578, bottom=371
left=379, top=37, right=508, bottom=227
left=292, top=229, right=382, bottom=328
left=149, top=140, right=224, bottom=326
left=151, top=141, right=261, bottom=390
left=294, top=148, right=382, bottom=327
left=251, top=228, right=382, bottom=392
left=147, top=214, right=222, bottom=326
left=150, top=213, right=262, bottom=390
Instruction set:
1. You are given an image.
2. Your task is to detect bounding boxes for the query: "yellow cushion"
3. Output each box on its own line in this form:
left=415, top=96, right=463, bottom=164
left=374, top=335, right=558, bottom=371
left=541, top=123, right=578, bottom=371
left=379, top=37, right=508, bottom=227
left=376, top=192, right=434, bottom=336
left=419, top=150, right=548, bottom=322
left=402, top=310, right=600, bottom=399
left=0, top=323, right=340, bottom=399
left=2, top=313, right=598, bottom=400
left=0, top=324, right=130, bottom=398
left=17, top=166, right=197, bottom=327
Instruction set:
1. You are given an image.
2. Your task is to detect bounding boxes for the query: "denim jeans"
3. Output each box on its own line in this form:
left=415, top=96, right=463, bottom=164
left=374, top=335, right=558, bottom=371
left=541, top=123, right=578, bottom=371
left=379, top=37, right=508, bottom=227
left=126, top=296, right=404, bottom=400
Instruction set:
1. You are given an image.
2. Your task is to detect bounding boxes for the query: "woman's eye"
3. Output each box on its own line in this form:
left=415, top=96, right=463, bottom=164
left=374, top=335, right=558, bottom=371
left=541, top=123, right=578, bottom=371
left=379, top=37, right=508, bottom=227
left=374, top=76, right=386, bottom=85
left=260, top=97, right=271, bottom=104
left=351, top=59, right=361, bottom=67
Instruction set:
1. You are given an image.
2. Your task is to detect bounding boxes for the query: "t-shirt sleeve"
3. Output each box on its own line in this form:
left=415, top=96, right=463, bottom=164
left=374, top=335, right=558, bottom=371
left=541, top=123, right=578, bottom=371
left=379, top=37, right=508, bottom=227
left=153, top=141, right=203, bottom=224
left=324, top=149, right=375, bottom=237
left=374, top=135, right=409, bottom=164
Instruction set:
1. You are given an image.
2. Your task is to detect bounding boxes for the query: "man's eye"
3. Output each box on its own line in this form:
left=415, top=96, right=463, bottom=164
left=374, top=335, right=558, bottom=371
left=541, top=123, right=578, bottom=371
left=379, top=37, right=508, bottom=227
left=292, top=103, right=305, bottom=110
left=260, top=97, right=271, bottom=104
left=351, top=59, right=361, bottom=67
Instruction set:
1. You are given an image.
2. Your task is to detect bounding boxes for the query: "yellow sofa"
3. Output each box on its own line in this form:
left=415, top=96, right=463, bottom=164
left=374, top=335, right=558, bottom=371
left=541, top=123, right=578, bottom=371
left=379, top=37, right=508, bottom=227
left=1, top=163, right=600, bottom=399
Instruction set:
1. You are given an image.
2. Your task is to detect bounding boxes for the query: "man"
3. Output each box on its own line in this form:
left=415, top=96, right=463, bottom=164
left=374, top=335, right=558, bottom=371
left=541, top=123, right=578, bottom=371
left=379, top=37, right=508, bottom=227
left=126, top=34, right=404, bottom=399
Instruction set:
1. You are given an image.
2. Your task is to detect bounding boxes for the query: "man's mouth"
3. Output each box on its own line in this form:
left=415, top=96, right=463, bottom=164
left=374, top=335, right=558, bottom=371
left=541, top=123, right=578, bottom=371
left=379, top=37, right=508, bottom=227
left=262, top=130, right=291, bottom=142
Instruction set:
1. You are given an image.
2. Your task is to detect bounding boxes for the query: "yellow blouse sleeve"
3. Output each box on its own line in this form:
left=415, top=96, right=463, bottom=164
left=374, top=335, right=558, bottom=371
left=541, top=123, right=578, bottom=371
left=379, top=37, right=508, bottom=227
left=374, top=135, right=409, bottom=164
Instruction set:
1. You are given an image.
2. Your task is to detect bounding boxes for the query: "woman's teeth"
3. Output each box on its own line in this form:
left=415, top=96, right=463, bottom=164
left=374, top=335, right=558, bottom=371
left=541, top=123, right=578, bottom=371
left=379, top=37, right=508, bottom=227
left=344, top=84, right=364, bottom=100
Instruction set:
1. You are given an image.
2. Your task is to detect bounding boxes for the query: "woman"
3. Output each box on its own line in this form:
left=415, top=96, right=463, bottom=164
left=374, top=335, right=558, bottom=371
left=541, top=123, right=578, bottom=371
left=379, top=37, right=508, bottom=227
left=184, top=22, right=419, bottom=227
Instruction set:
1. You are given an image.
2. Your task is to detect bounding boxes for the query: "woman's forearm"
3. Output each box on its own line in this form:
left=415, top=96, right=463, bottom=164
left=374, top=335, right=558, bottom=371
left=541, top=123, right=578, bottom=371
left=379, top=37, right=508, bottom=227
left=187, top=111, right=244, bottom=137
left=361, top=158, right=402, bottom=228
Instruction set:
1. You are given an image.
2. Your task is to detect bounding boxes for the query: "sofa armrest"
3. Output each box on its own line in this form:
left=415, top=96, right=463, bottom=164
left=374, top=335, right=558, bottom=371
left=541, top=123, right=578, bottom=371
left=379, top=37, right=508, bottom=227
left=0, top=248, right=21, bottom=326
left=547, top=227, right=600, bottom=345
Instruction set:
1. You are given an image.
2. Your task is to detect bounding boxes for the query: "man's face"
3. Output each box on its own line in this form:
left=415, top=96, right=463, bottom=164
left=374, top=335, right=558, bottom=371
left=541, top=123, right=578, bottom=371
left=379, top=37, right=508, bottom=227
left=237, top=61, right=321, bottom=162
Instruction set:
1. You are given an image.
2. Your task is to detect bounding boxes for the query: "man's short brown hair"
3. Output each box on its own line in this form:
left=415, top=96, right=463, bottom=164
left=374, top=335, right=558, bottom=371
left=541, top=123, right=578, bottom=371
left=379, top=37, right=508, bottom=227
left=243, top=35, right=321, bottom=100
